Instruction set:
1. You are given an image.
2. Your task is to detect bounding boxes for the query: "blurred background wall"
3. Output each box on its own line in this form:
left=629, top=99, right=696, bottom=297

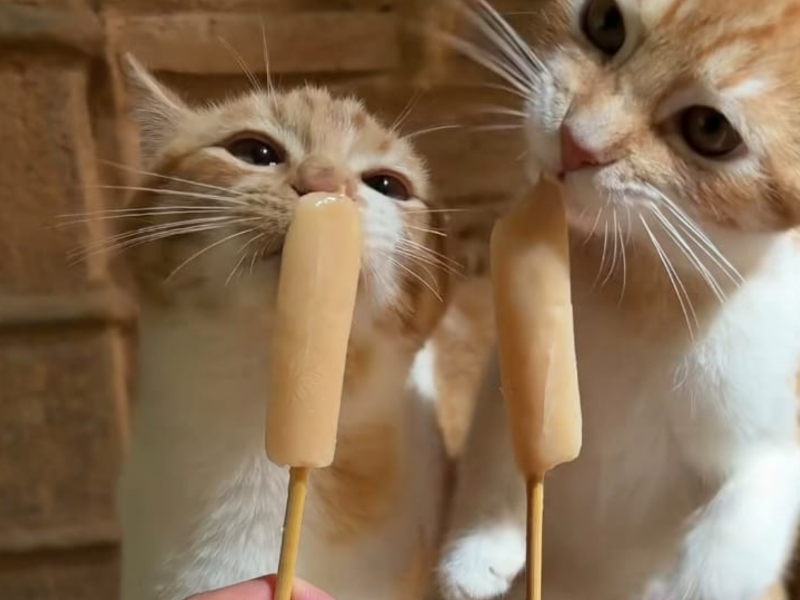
left=0, top=0, right=528, bottom=598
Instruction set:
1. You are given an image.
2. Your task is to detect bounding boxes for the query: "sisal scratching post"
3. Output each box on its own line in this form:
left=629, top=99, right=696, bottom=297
left=266, top=192, right=361, bottom=600
left=490, top=180, right=583, bottom=600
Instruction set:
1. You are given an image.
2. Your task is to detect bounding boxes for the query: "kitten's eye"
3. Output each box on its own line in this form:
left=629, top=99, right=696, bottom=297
left=679, top=106, right=743, bottom=159
left=225, top=137, right=283, bottom=167
left=582, top=0, right=626, bottom=56
left=363, top=173, right=411, bottom=201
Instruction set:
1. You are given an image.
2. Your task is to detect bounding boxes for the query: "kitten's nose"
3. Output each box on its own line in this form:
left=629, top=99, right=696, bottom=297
left=560, top=125, right=601, bottom=174
left=293, top=157, right=357, bottom=197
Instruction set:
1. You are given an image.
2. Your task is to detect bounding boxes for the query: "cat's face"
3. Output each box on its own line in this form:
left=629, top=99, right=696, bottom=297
left=121, top=57, right=446, bottom=334
left=481, top=0, right=800, bottom=245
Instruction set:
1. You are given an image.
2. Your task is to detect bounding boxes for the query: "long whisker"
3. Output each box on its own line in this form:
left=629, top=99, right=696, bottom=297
left=387, top=255, right=443, bottom=302
left=618, top=220, right=628, bottom=305
left=226, top=230, right=264, bottom=287
left=585, top=208, right=605, bottom=244
left=405, top=207, right=485, bottom=215
left=260, top=19, right=275, bottom=96
left=405, top=224, right=448, bottom=237
left=395, top=246, right=462, bottom=277
left=470, top=105, right=529, bottom=119
left=393, top=89, right=424, bottom=133
left=165, top=227, right=260, bottom=282
left=430, top=29, right=534, bottom=96
left=70, top=220, right=245, bottom=265
left=98, top=160, right=248, bottom=198
left=595, top=220, right=610, bottom=286
left=57, top=209, right=235, bottom=228
left=464, top=123, right=523, bottom=133
left=405, top=124, right=463, bottom=140
left=466, top=0, right=550, bottom=76
left=640, top=215, right=697, bottom=338
left=218, top=36, right=262, bottom=94
left=601, top=210, right=619, bottom=286
left=84, top=185, right=250, bottom=206
left=646, top=184, right=743, bottom=285
left=651, top=206, right=726, bottom=303
left=399, top=238, right=463, bottom=270
left=72, top=215, right=242, bottom=256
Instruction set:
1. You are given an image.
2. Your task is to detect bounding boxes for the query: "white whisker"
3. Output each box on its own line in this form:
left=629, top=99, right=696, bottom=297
left=405, top=124, right=463, bottom=140
left=388, top=255, right=443, bottom=303
left=646, top=184, right=744, bottom=285
left=595, top=220, right=610, bottom=286
left=640, top=215, right=697, bottom=338
left=85, top=185, right=249, bottom=207
left=70, top=220, right=246, bottom=265
left=651, top=206, right=726, bottom=304
left=393, top=89, right=424, bottom=133
left=166, top=227, right=260, bottom=282
left=601, top=210, right=620, bottom=286
left=218, top=36, right=262, bottom=95
left=619, top=221, right=628, bottom=305
left=72, top=215, right=243, bottom=255
left=98, top=160, right=247, bottom=198
left=585, top=208, right=604, bottom=244
left=226, top=230, right=263, bottom=287
left=260, top=19, right=275, bottom=96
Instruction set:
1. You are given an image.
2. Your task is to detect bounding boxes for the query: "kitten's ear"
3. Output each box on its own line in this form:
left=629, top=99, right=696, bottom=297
left=121, top=53, right=188, bottom=162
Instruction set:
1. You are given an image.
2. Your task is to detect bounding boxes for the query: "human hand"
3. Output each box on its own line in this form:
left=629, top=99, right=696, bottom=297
left=188, top=575, right=335, bottom=600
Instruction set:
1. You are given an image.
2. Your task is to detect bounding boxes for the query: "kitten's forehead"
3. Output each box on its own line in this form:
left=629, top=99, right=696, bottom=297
left=638, top=0, right=800, bottom=76
left=230, top=86, right=415, bottom=160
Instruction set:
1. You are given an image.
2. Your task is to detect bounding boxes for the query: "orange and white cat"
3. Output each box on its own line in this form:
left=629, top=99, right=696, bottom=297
left=438, top=1, right=800, bottom=600
left=115, top=57, right=448, bottom=600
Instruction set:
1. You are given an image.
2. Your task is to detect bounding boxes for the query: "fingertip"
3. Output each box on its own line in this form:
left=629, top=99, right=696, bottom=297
left=293, top=579, right=334, bottom=600
left=261, top=576, right=333, bottom=600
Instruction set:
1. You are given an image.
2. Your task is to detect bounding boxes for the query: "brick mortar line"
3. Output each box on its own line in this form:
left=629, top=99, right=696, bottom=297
left=0, top=289, right=137, bottom=330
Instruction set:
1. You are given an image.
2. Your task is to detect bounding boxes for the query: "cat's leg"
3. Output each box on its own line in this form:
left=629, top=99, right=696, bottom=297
left=645, top=443, right=800, bottom=600
left=438, top=356, right=527, bottom=600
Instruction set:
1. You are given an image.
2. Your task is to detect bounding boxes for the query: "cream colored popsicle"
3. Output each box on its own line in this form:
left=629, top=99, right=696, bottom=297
left=266, top=191, right=361, bottom=467
left=267, top=191, right=361, bottom=600
left=491, top=179, right=582, bottom=478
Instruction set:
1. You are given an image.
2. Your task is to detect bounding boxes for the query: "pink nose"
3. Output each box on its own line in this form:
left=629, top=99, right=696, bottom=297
left=560, top=126, right=600, bottom=174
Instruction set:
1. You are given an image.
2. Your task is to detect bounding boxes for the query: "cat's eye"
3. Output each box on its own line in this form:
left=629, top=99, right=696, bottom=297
left=679, top=106, right=743, bottom=159
left=363, top=172, right=412, bottom=201
left=225, top=137, right=284, bottom=167
left=582, top=0, right=626, bottom=56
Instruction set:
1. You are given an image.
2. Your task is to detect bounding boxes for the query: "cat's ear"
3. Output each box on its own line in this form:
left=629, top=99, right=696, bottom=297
left=121, top=54, right=189, bottom=162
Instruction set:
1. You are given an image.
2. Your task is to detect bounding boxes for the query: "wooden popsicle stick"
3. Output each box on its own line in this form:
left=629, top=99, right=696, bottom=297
left=275, top=467, right=311, bottom=600
left=526, top=476, right=544, bottom=600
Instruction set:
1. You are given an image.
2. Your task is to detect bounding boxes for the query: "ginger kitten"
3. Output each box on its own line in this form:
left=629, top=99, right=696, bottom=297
left=115, top=57, right=448, bottom=600
left=438, top=2, right=800, bottom=600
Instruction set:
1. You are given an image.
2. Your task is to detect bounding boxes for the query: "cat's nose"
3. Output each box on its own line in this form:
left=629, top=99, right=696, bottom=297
left=293, top=158, right=357, bottom=197
left=560, top=125, right=601, bottom=174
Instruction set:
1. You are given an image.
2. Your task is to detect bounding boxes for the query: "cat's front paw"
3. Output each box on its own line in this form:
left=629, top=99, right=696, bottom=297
left=438, top=526, right=526, bottom=600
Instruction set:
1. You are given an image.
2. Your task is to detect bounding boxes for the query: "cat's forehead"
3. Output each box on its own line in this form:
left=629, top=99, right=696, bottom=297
left=637, top=0, right=800, bottom=64
left=606, top=0, right=800, bottom=99
left=224, top=86, right=411, bottom=158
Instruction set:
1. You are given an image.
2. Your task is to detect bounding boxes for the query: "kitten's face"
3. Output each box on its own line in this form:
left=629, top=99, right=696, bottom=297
left=122, top=58, right=445, bottom=333
left=486, top=0, right=800, bottom=244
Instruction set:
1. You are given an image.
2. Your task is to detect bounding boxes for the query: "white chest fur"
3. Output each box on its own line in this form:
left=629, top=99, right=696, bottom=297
left=545, top=237, right=800, bottom=593
left=439, top=235, right=800, bottom=600
left=119, top=304, right=445, bottom=600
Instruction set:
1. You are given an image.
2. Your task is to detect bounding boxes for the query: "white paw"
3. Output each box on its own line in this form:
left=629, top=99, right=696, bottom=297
left=439, top=526, right=526, bottom=600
